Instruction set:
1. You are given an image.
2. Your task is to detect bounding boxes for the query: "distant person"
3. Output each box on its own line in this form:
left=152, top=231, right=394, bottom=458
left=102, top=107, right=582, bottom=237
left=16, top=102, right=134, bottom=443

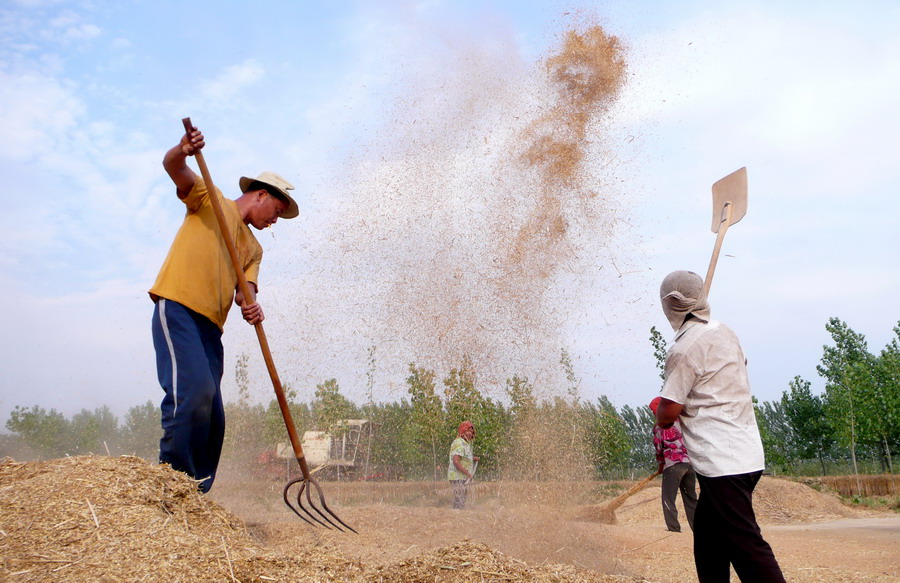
left=448, top=420, right=480, bottom=509
left=655, top=270, right=785, bottom=583
left=648, top=396, right=698, bottom=533
left=149, top=124, right=299, bottom=493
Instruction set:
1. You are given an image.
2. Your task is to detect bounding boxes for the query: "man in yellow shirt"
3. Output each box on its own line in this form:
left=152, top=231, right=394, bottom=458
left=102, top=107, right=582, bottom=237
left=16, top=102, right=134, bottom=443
left=149, top=125, right=299, bottom=492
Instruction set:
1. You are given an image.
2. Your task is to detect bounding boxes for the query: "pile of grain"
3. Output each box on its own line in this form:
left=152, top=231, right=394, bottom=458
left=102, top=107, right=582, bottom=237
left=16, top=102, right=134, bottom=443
left=577, top=476, right=877, bottom=526
left=0, top=456, right=648, bottom=583
left=0, top=455, right=329, bottom=582
left=369, top=540, right=639, bottom=583
left=752, top=477, right=880, bottom=524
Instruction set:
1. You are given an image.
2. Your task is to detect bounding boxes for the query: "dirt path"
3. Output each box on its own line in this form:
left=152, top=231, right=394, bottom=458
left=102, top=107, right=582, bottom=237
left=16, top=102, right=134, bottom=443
left=210, top=472, right=899, bottom=583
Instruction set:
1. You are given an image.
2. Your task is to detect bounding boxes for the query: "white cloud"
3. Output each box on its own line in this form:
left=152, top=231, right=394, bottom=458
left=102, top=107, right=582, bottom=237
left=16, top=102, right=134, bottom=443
left=197, top=59, right=266, bottom=105
left=0, top=70, right=84, bottom=161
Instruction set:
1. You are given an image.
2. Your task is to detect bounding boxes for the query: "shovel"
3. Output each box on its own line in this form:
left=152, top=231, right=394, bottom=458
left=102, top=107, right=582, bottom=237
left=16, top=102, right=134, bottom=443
left=581, top=470, right=660, bottom=524
left=701, top=167, right=748, bottom=300
left=180, top=118, right=355, bottom=533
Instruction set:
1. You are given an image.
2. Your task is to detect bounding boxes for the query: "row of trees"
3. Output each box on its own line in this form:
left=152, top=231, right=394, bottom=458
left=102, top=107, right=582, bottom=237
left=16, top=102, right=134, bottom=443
left=755, top=318, right=899, bottom=475
left=3, top=318, right=897, bottom=479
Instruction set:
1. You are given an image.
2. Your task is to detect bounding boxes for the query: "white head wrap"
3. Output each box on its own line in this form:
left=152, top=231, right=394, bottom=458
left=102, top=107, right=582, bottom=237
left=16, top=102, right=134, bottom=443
left=659, top=270, right=710, bottom=331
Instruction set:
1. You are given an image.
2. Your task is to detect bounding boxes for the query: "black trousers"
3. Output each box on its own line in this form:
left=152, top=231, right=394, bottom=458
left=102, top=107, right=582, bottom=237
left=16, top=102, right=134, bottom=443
left=694, top=471, right=785, bottom=583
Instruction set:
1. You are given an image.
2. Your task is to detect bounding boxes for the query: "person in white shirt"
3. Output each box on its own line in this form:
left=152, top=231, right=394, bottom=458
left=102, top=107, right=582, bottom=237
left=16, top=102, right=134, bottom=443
left=655, top=270, right=785, bottom=583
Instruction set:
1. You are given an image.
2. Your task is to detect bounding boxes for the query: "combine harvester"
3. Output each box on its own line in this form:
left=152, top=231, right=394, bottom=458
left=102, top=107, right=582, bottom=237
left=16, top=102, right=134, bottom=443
left=273, top=419, right=370, bottom=480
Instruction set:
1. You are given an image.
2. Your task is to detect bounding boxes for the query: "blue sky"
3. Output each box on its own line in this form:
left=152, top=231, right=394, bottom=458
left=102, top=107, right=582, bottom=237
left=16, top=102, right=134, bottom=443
left=1, top=0, right=898, bottom=426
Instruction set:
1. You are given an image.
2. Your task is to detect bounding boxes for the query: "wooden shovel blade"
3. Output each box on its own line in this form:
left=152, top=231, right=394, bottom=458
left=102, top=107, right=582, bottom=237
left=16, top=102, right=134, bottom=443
left=711, top=167, right=748, bottom=233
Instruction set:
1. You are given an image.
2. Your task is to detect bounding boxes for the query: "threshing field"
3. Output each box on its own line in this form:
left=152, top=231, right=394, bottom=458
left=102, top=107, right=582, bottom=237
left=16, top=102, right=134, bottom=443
left=3, top=455, right=896, bottom=582
left=212, top=464, right=900, bottom=583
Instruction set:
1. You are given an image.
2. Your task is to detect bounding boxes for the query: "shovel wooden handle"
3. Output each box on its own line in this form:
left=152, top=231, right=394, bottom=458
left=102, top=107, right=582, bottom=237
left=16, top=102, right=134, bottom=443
left=181, top=117, right=311, bottom=477
left=603, top=470, right=661, bottom=513
left=702, top=201, right=733, bottom=300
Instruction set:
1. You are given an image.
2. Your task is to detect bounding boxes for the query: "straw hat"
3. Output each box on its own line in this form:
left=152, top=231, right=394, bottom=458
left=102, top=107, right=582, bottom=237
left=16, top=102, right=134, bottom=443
left=239, top=171, right=299, bottom=219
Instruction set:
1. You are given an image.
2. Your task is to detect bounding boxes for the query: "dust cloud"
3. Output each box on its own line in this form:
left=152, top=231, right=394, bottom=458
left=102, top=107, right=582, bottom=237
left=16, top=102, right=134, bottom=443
left=277, top=20, right=633, bottom=403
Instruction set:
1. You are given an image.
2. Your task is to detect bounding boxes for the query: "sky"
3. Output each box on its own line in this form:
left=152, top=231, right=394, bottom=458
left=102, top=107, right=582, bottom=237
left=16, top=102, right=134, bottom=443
left=1, top=0, right=898, bottom=428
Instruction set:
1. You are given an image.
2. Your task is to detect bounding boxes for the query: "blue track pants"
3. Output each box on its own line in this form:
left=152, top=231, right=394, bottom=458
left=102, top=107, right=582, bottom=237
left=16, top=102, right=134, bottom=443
left=152, top=298, right=225, bottom=493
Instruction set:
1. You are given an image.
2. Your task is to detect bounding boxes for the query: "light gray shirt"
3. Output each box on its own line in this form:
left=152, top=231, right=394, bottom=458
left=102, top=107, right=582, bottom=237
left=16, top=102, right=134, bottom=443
left=660, top=319, right=765, bottom=477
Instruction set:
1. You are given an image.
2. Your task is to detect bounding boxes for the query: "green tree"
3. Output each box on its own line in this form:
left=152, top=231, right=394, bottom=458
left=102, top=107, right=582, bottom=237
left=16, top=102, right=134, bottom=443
left=781, top=376, right=834, bottom=475
left=754, top=398, right=793, bottom=473
left=5, top=405, right=70, bottom=459
left=235, top=352, right=251, bottom=404
left=870, top=323, right=900, bottom=472
left=506, top=374, right=536, bottom=417
left=465, top=396, right=507, bottom=480
left=366, top=400, right=415, bottom=479
left=222, top=353, right=269, bottom=463
left=503, top=374, right=539, bottom=478
left=584, top=396, right=631, bottom=478
left=817, top=318, right=874, bottom=485
left=443, top=354, right=480, bottom=424
left=406, top=363, right=445, bottom=480
left=560, top=348, right=580, bottom=405
left=620, top=403, right=655, bottom=471
left=223, top=400, right=268, bottom=464
left=69, top=406, right=119, bottom=455
left=361, top=345, right=378, bottom=477
left=312, top=378, right=357, bottom=433
left=264, top=384, right=311, bottom=447
left=558, top=348, right=592, bottom=471
left=121, top=400, right=161, bottom=460
left=649, top=326, right=668, bottom=385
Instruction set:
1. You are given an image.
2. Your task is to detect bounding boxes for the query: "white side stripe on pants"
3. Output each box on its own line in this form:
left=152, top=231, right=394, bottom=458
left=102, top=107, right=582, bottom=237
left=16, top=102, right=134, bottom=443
left=158, top=299, right=179, bottom=416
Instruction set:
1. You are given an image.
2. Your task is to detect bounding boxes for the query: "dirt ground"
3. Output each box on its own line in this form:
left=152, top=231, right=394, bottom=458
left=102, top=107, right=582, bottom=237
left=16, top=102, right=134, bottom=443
left=209, top=466, right=900, bottom=583
left=2, top=456, right=896, bottom=582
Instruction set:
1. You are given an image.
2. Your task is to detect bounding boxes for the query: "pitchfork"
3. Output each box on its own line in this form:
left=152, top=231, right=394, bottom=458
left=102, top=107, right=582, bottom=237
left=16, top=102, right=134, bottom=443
left=180, top=118, right=356, bottom=533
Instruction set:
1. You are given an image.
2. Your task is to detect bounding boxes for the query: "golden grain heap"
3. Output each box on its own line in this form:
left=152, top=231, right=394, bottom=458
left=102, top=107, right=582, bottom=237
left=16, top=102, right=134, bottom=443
left=0, top=455, right=646, bottom=582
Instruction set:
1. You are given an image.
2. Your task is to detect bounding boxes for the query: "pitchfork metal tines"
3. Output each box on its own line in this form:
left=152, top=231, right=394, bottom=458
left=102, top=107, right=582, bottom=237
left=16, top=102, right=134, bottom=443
left=283, top=472, right=357, bottom=533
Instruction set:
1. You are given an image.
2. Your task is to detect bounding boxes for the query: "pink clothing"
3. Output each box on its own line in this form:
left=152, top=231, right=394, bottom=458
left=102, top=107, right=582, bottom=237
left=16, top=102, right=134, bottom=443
left=654, top=420, right=691, bottom=469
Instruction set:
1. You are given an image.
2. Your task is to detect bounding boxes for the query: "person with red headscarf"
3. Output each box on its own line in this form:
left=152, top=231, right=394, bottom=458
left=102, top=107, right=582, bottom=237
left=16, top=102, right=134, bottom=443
left=649, top=396, right=698, bottom=533
left=447, top=421, right=480, bottom=509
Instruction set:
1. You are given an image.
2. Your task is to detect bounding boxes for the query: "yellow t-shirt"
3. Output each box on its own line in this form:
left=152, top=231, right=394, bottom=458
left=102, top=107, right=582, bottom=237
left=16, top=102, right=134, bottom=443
left=149, top=179, right=262, bottom=330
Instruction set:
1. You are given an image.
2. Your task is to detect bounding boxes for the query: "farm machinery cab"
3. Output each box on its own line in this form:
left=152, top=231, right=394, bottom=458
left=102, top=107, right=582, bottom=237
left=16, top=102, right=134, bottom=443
left=272, top=419, right=369, bottom=480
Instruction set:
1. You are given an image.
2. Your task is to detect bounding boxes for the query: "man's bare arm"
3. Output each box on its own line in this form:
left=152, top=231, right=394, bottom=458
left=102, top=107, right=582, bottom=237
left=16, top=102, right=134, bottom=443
left=163, top=127, right=205, bottom=199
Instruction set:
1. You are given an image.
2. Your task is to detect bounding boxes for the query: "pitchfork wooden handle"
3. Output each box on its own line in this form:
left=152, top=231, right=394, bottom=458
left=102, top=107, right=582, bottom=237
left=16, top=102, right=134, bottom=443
left=180, top=117, right=310, bottom=476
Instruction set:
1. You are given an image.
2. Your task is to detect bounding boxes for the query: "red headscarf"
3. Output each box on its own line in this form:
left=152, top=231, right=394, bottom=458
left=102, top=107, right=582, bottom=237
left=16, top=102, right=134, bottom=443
left=648, top=396, right=662, bottom=415
left=457, top=420, right=474, bottom=438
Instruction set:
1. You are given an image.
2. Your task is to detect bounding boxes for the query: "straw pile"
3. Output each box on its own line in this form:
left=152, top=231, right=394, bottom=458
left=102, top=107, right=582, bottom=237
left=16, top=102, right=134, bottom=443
left=576, top=476, right=879, bottom=526
left=752, top=476, right=883, bottom=523
left=0, top=456, right=649, bottom=583
left=369, top=540, right=641, bottom=583
left=0, top=455, right=321, bottom=582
